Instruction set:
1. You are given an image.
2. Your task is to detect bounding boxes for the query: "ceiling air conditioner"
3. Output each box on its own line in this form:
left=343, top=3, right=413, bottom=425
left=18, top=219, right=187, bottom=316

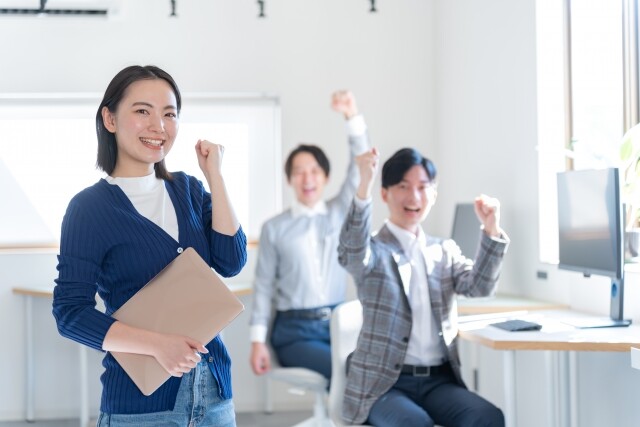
left=0, top=0, right=121, bottom=17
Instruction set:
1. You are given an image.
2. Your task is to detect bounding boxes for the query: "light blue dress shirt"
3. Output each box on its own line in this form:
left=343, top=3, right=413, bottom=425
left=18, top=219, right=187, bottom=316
left=250, top=116, right=370, bottom=342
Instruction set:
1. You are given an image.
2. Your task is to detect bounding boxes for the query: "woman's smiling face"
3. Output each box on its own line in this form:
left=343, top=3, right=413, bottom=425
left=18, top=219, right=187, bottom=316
left=102, top=78, right=179, bottom=177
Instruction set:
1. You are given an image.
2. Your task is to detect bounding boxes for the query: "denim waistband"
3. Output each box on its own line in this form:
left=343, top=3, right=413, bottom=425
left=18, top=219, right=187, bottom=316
left=277, top=306, right=333, bottom=321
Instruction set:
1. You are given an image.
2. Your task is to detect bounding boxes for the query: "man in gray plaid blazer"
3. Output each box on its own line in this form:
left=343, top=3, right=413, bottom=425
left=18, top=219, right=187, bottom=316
left=337, top=147, right=509, bottom=426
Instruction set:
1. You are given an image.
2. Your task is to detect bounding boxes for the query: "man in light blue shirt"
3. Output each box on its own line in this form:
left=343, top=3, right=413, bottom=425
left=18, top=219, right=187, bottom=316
left=249, top=91, right=370, bottom=379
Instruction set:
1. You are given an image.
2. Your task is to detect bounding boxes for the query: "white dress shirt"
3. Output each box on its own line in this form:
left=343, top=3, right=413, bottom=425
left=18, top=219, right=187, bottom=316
left=249, top=115, right=370, bottom=343
left=384, top=221, right=446, bottom=366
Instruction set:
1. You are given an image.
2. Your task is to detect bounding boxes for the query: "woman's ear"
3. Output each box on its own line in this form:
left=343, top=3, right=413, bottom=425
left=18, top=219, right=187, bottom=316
left=102, top=106, right=116, bottom=133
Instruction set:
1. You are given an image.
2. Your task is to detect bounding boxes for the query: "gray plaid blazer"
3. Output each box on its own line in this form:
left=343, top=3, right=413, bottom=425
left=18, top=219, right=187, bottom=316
left=337, top=200, right=509, bottom=424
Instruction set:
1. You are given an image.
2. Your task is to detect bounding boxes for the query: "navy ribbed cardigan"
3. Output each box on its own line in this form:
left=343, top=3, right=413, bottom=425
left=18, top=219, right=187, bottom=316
left=52, top=172, right=247, bottom=414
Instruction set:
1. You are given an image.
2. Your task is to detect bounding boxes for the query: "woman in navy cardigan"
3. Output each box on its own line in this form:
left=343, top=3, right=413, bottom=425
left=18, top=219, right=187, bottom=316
left=52, top=65, right=247, bottom=426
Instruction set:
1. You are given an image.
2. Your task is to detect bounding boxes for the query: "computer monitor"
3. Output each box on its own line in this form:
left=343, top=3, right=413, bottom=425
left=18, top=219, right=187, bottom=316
left=451, top=203, right=481, bottom=259
left=556, top=168, right=631, bottom=327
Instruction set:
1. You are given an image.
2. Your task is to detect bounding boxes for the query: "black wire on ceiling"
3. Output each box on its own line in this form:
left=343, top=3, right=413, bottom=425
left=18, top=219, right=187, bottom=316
left=254, top=1, right=376, bottom=18
left=0, top=0, right=107, bottom=16
left=0, top=0, right=375, bottom=18
left=257, top=0, right=265, bottom=18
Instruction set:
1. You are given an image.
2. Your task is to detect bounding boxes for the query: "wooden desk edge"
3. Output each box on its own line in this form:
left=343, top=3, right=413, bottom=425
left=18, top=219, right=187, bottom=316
left=13, top=287, right=54, bottom=298
left=14, top=283, right=253, bottom=298
left=458, top=330, right=636, bottom=352
left=458, top=303, right=568, bottom=315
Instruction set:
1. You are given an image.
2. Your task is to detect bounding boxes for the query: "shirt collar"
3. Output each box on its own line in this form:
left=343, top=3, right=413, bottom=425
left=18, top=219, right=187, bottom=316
left=291, top=199, right=328, bottom=218
left=385, top=220, right=427, bottom=256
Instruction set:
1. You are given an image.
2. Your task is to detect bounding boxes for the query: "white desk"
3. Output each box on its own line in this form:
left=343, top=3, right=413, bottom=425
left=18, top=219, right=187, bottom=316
left=631, top=347, right=640, bottom=370
left=459, top=310, right=640, bottom=427
left=458, top=293, right=568, bottom=420
left=13, top=282, right=252, bottom=427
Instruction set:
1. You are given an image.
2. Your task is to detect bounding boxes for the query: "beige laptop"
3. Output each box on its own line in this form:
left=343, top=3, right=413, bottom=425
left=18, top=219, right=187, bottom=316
left=111, top=247, right=245, bottom=396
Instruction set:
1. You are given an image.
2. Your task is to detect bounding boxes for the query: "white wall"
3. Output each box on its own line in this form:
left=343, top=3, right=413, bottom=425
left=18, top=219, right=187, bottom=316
left=436, top=1, right=640, bottom=427
left=3, top=0, right=640, bottom=425
left=0, top=0, right=435, bottom=421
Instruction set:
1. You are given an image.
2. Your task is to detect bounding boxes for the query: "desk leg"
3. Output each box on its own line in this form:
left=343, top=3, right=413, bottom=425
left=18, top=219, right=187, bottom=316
left=24, top=295, right=35, bottom=422
left=79, top=345, right=89, bottom=427
left=558, top=352, right=571, bottom=427
left=544, top=351, right=572, bottom=427
left=469, top=341, right=479, bottom=391
left=569, top=351, right=578, bottom=427
left=503, top=350, right=516, bottom=427
left=544, top=351, right=556, bottom=427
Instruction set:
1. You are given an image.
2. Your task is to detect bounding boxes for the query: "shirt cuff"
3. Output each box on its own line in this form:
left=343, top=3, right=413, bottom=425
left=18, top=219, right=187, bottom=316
left=250, top=324, right=268, bottom=343
left=347, top=114, right=367, bottom=136
left=354, top=195, right=371, bottom=209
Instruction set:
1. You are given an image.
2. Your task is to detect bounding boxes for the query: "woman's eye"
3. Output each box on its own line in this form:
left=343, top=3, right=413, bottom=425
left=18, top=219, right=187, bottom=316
left=136, top=109, right=149, bottom=115
left=166, top=112, right=177, bottom=118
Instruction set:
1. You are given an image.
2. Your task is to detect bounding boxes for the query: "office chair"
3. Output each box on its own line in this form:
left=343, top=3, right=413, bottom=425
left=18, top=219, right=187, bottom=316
left=264, top=348, right=332, bottom=427
left=328, top=300, right=372, bottom=427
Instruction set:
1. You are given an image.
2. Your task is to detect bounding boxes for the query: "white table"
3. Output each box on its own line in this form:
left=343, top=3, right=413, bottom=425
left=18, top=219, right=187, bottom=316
left=13, top=282, right=252, bottom=427
left=631, top=347, right=640, bottom=370
left=459, top=309, right=640, bottom=427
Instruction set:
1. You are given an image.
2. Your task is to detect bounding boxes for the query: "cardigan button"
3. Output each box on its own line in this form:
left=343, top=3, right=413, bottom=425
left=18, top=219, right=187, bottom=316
left=208, top=356, right=213, bottom=363
left=177, top=247, right=184, bottom=254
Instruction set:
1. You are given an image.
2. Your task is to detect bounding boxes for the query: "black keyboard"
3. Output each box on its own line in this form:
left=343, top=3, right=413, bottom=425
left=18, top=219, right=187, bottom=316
left=490, top=319, right=542, bottom=332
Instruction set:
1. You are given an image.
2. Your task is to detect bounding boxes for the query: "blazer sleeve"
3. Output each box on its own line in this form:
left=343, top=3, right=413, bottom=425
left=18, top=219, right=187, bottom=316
left=338, top=199, right=375, bottom=281
left=450, top=230, right=510, bottom=297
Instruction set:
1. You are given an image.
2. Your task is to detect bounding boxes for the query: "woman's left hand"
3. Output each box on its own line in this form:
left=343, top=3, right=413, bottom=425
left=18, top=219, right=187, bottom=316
left=195, top=139, right=224, bottom=180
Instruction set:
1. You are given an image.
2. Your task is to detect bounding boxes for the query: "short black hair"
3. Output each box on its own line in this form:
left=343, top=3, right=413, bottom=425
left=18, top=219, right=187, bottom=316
left=96, top=65, right=182, bottom=180
left=284, top=144, right=330, bottom=180
left=381, top=148, right=437, bottom=189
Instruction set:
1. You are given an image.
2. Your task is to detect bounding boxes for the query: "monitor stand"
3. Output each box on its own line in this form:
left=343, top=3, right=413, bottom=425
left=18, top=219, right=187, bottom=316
left=561, top=317, right=631, bottom=329
left=561, top=278, right=632, bottom=328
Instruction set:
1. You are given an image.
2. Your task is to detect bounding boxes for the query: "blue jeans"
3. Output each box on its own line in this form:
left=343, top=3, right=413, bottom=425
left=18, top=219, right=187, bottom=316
left=96, top=359, right=235, bottom=427
left=270, top=310, right=332, bottom=379
left=367, top=366, right=504, bottom=427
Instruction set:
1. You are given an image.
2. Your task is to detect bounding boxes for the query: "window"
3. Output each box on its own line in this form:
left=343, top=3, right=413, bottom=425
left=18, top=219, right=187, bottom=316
left=0, top=94, right=281, bottom=249
left=536, top=0, right=636, bottom=263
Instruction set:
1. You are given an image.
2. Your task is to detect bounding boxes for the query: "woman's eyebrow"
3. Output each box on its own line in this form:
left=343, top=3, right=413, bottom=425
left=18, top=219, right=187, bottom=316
left=131, top=101, right=177, bottom=110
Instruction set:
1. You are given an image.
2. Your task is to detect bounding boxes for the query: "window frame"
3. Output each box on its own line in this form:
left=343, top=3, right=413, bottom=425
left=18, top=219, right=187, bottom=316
left=0, top=92, right=281, bottom=250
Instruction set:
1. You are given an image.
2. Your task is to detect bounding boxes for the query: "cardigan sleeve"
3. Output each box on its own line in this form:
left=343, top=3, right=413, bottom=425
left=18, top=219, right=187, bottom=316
left=52, top=198, right=117, bottom=351
left=194, top=175, right=247, bottom=277
left=209, top=226, right=248, bottom=277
